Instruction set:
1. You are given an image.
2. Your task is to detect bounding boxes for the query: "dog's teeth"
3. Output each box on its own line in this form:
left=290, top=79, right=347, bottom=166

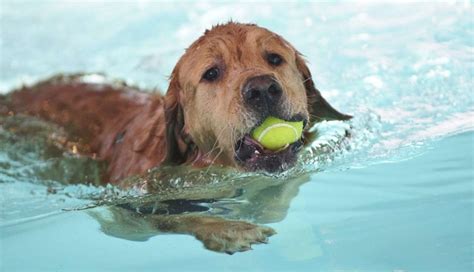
left=254, top=150, right=260, bottom=154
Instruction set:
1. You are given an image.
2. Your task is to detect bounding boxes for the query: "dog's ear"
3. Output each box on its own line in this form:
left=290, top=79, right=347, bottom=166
left=295, top=53, right=352, bottom=126
left=163, top=69, right=195, bottom=164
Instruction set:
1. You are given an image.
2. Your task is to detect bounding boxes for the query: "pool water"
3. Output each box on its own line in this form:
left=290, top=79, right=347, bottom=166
left=1, top=1, right=473, bottom=271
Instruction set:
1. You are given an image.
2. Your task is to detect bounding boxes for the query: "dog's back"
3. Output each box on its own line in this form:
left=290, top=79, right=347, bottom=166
left=3, top=74, right=169, bottom=182
left=6, top=74, right=145, bottom=141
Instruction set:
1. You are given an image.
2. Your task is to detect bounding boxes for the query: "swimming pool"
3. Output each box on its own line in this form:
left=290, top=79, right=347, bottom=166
left=1, top=1, right=473, bottom=271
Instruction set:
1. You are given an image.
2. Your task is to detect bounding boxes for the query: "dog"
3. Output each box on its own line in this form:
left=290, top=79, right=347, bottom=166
left=4, top=22, right=350, bottom=183
left=2, top=22, right=351, bottom=253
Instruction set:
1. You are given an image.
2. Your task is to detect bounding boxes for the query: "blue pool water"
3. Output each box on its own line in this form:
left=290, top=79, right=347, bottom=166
left=1, top=1, right=473, bottom=271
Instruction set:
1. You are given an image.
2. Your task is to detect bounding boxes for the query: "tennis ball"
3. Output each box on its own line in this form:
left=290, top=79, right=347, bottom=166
left=251, top=116, right=303, bottom=151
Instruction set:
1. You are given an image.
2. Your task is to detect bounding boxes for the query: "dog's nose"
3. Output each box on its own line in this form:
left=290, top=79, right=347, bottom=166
left=242, top=75, right=282, bottom=112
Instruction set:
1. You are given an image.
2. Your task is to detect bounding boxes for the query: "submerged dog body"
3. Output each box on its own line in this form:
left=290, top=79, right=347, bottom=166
left=3, top=22, right=349, bottom=183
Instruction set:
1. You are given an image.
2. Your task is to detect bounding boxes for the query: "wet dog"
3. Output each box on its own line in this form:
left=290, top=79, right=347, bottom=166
left=4, top=22, right=350, bottom=183
left=2, top=22, right=351, bottom=254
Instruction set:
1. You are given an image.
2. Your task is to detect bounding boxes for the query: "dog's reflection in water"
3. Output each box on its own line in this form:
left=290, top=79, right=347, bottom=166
left=88, top=172, right=309, bottom=254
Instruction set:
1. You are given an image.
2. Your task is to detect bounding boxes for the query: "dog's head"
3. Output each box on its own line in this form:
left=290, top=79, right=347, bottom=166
left=165, top=22, right=350, bottom=172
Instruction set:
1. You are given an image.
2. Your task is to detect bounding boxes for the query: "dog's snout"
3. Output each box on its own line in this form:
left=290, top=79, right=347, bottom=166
left=242, top=75, right=282, bottom=112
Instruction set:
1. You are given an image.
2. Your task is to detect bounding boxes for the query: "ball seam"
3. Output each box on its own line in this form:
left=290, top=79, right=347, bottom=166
left=257, top=123, right=298, bottom=142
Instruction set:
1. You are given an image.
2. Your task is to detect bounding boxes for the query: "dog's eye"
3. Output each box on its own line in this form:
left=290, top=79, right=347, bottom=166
left=202, top=67, right=220, bottom=82
left=266, top=53, right=283, bottom=66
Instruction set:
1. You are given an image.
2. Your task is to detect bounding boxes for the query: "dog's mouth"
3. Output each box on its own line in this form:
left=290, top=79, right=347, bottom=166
left=234, top=115, right=306, bottom=173
left=234, top=136, right=303, bottom=173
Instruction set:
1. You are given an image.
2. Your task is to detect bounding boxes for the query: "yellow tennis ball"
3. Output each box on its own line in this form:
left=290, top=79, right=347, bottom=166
left=251, top=116, right=303, bottom=151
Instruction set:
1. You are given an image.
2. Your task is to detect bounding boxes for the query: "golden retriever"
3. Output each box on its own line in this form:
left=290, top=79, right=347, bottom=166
left=2, top=22, right=351, bottom=254
left=4, top=22, right=350, bottom=183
